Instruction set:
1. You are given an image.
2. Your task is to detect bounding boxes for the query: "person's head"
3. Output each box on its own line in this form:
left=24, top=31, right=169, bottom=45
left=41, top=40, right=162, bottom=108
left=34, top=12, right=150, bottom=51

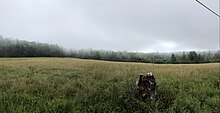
left=139, top=74, right=144, bottom=78
left=139, top=75, right=144, bottom=81
left=147, top=72, right=153, bottom=76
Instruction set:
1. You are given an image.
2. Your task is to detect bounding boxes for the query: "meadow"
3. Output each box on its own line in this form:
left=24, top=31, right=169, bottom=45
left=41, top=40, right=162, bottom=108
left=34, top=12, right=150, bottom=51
left=0, top=58, right=219, bottom=113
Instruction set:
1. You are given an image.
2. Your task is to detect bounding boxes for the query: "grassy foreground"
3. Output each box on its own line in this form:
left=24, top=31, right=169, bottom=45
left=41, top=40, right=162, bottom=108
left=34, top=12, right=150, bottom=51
left=0, top=58, right=219, bottom=113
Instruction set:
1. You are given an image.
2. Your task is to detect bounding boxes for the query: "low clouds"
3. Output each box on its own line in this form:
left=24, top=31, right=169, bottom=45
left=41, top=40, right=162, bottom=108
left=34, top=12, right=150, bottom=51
left=0, top=0, right=219, bottom=52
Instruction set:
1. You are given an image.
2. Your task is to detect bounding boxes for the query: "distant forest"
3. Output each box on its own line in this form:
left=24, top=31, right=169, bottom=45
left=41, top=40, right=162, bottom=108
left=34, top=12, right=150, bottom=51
left=0, top=36, right=219, bottom=64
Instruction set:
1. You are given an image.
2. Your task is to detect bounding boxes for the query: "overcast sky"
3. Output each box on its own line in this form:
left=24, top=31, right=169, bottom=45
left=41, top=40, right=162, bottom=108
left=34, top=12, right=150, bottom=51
left=0, top=0, right=219, bottom=52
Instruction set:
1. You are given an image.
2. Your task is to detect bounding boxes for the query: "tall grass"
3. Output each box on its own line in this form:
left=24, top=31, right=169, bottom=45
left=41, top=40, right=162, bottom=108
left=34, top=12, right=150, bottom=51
left=0, top=58, right=219, bottom=112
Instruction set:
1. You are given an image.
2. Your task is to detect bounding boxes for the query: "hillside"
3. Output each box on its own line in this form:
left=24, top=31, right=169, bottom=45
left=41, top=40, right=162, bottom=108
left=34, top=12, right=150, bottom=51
left=0, top=36, right=219, bottom=64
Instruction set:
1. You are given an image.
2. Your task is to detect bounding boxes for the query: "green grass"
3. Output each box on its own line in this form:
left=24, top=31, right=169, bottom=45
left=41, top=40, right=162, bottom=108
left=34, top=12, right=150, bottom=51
left=0, top=58, right=219, bottom=113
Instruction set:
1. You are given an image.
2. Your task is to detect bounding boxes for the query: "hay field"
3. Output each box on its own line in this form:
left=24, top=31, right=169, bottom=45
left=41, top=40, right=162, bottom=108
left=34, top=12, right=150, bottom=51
left=0, top=58, right=219, bottom=112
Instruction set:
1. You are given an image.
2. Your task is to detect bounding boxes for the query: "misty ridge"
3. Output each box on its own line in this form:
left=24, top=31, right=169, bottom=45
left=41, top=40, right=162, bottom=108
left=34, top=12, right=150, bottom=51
left=0, top=36, right=219, bottom=64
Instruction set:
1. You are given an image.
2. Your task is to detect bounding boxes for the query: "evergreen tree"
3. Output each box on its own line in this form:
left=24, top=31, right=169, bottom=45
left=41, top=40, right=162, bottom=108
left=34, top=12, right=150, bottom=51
left=171, top=54, right=176, bottom=63
left=188, top=51, right=198, bottom=63
left=181, top=52, right=186, bottom=63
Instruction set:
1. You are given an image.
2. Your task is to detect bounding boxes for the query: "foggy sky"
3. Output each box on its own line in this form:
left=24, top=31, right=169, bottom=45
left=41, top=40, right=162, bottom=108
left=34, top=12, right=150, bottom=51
left=0, top=0, right=219, bottom=52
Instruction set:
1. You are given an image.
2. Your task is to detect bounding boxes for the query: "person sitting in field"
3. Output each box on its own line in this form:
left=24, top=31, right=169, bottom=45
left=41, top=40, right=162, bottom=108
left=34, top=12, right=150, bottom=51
left=136, top=72, right=157, bottom=102
left=136, top=75, right=147, bottom=98
left=146, top=72, right=157, bottom=102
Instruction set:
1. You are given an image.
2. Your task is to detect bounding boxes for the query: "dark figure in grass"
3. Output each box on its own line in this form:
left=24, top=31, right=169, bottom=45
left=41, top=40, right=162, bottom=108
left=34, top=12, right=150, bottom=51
left=136, top=72, right=157, bottom=102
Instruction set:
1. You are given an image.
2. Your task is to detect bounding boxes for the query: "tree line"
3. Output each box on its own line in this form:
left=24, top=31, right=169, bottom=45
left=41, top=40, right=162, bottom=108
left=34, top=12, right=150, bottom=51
left=0, top=36, right=64, bottom=57
left=68, top=49, right=220, bottom=64
left=0, top=36, right=219, bottom=64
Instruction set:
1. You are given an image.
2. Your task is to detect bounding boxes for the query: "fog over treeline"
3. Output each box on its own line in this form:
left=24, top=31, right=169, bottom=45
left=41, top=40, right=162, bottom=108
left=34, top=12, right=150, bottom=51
left=0, top=36, right=219, bottom=64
